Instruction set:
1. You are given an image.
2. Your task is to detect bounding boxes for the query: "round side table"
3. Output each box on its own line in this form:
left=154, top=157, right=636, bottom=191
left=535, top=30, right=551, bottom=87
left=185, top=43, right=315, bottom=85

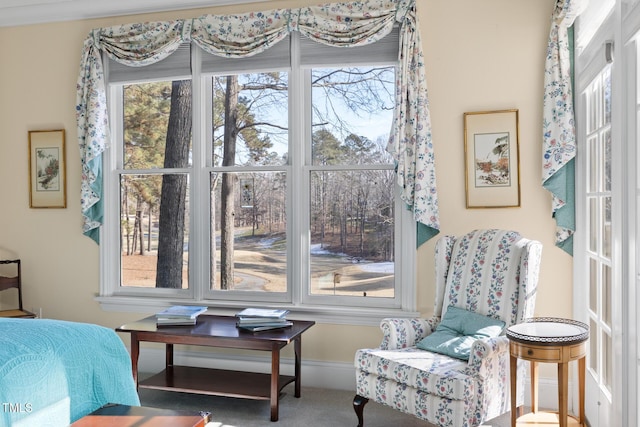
left=506, top=318, right=589, bottom=427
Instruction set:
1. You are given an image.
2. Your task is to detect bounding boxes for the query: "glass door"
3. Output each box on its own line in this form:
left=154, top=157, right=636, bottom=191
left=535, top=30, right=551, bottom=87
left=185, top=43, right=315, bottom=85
left=576, top=2, right=640, bottom=425
left=580, top=63, right=614, bottom=427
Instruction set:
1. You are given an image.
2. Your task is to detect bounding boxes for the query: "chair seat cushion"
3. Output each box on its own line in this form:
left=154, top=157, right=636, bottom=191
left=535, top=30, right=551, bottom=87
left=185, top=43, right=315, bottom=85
left=355, top=346, right=475, bottom=400
left=416, top=306, right=505, bottom=360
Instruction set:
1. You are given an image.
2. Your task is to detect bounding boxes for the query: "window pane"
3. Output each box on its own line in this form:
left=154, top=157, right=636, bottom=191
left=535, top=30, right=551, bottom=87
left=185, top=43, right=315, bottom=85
left=586, top=79, right=599, bottom=134
left=603, top=129, right=611, bottom=192
left=590, top=319, right=598, bottom=372
left=587, top=135, right=598, bottom=193
left=603, top=196, right=611, bottom=258
left=603, top=67, right=611, bottom=126
left=603, top=331, right=612, bottom=392
left=210, top=171, right=287, bottom=292
left=123, top=80, right=192, bottom=169
left=309, top=170, right=395, bottom=298
left=120, top=174, right=189, bottom=288
left=589, top=197, right=598, bottom=252
left=211, top=74, right=289, bottom=167
left=602, top=264, right=611, bottom=327
left=311, top=67, right=395, bottom=166
left=589, top=258, right=597, bottom=312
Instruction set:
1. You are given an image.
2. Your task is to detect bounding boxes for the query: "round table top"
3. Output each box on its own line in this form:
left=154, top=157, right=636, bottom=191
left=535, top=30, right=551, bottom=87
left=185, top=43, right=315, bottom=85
left=506, top=317, right=589, bottom=346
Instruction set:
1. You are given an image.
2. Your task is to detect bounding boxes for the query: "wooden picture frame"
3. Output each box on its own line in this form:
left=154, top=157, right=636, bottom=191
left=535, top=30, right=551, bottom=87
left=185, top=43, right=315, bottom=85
left=464, top=110, right=520, bottom=208
left=28, top=129, right=67, bottom=208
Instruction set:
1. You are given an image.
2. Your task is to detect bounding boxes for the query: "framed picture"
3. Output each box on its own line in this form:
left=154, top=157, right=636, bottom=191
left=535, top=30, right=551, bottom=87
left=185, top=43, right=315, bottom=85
left=28, top=129, right=67, bottom=208
left=463, top=110, right=520, bottom=208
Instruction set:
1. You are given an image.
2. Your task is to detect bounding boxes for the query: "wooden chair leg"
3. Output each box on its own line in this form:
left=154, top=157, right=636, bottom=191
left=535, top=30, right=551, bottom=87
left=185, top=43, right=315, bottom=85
left=353, top=394, right=369, bottom=427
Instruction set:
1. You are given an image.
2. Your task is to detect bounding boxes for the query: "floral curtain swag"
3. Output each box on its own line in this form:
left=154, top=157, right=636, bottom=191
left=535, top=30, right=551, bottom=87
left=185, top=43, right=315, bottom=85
left=76, top=0, right=439, bottom=246
left=542, top=0, right=587, bottom=255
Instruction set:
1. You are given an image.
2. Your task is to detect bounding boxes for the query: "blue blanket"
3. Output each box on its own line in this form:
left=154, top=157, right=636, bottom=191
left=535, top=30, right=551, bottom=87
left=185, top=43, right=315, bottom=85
left=0, top=318, right=140, bottom=426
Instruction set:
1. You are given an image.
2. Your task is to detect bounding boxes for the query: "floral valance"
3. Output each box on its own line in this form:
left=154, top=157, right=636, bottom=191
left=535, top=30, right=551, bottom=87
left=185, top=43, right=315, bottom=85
left=76, top=0, right=439, bottom=245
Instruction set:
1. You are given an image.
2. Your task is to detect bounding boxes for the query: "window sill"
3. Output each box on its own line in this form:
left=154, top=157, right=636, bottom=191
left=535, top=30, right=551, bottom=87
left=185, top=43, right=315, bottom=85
left=95, top=296, right=421, bottom=327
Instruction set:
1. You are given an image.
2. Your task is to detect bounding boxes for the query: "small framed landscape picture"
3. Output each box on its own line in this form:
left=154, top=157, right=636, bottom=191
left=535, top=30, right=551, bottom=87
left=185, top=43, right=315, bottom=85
left=463, top=110, right=520, bottom=208
left=28, top=129, right=67, bottom=208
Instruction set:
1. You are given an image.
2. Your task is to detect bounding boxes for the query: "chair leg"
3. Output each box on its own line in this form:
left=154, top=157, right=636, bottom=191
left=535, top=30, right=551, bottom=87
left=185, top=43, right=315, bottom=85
left=353, top=394, right=369, bottom=427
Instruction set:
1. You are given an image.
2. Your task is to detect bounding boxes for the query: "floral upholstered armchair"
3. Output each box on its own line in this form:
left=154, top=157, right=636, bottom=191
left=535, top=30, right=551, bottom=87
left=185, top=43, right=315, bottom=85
left=353, top=229, right=542, bottom=427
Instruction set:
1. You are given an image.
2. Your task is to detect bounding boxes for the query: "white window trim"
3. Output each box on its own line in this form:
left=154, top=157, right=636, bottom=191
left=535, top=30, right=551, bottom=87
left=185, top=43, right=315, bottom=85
left=97, top=32, right=419, bottom=327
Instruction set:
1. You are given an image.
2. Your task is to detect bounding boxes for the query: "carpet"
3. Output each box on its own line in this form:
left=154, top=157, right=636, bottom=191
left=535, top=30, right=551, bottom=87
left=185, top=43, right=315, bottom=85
left=138, top=384, right=512, bottom=427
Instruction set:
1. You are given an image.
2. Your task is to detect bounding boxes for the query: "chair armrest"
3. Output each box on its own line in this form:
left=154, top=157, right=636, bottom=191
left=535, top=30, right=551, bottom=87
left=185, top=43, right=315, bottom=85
left=379, top=317, right=437, bottom=350
left=466, top=335, right=510, bottom=376
left=466, top=335, right=526, bottom=412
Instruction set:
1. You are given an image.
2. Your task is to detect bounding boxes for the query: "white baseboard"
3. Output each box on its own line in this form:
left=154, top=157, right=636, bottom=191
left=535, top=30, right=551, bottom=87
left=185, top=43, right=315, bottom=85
left=135, top=347, right=576, bottom=411
left=523, top=377, right=557, bottom=411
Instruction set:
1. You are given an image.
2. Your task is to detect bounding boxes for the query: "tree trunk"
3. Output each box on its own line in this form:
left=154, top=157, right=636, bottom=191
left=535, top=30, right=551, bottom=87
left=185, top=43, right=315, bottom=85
left=220, top=75, right=239, bottom=290
left=359, top=199, right=366, bottom=258
left=156, top=80, right=192, bottom=289
left=147, top=205, right=152, bottom=252
left=210, top=173, right=221, bottom=289
left=124, top=187, right=131, bottom=255
left=132, top=199, right=139, bottom=255
left=136, top=199, right=144, bottom=255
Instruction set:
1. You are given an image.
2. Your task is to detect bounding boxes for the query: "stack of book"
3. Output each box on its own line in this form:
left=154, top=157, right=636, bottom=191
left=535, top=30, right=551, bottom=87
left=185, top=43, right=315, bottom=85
left=155, top=305, right=207, bottom=326
left=236, top=308, right=292, bottom=332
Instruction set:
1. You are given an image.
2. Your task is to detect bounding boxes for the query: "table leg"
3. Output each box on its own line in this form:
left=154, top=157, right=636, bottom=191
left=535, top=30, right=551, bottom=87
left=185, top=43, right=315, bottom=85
left=578, top=356, right=586, bottom=425
left=166, top=343, right=174, bottom=367
left=531, top=360, right=539, bottom=413
left=558, top=361, right=568, bottom=427
left=294, top=336, right=302, bottom=398
left=130, top=332, right=140, bottom=389
left=510, top=354, right=517, bottom=427
left=270, top=345, right=280, bottom=422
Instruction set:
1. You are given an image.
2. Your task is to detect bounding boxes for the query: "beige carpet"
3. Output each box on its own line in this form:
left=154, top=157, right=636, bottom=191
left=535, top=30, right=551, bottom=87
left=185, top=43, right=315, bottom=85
left=138, top=385, right=512, bottom=427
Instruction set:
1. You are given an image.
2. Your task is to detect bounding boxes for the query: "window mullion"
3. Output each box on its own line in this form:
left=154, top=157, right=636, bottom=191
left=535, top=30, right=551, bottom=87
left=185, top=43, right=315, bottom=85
left=290, top=32, right=305, bottom=306
left=191, top=42, right=206, bottom=301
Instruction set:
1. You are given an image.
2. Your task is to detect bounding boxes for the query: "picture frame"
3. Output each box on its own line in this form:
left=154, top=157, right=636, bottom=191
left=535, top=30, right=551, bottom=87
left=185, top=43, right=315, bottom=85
left=28, top=129, right=67, bottom=208
left=463, top=110, right=520, bottom=208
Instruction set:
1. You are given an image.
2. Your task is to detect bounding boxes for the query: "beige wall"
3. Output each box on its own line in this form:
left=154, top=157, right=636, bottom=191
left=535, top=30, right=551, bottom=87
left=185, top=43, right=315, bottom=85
left=0, top=0, right=566, bottom=371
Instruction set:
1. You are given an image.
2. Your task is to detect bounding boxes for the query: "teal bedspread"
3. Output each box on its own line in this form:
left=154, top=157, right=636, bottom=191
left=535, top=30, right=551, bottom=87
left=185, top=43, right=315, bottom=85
left=0, top=318, right=140, bottom=427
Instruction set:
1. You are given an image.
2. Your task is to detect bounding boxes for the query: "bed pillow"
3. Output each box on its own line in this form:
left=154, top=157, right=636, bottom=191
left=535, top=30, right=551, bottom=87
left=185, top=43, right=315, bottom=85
left=416, top=306, right=506, bottom=361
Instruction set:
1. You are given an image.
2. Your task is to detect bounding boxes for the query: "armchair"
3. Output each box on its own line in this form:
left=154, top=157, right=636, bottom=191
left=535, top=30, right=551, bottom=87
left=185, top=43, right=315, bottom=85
left=353, top=229, right=542, bottom=427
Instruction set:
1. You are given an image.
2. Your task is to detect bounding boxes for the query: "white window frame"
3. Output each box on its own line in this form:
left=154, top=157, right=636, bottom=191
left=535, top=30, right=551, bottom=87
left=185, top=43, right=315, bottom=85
left=574, top=1, right=640, bottom=425
left=96, top=32, right=418, bottom=326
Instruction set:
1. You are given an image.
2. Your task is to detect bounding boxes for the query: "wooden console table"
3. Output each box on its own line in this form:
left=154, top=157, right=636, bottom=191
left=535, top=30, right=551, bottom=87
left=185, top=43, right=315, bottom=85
left=507, top=317, right=589, bottom=427
left=116, top=315, right=315, bottom=422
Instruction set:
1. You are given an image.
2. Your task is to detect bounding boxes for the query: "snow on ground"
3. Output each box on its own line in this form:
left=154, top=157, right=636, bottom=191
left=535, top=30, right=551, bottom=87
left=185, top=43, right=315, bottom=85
left=358, top=261, right=394, bottom=274
left=259, top=237, right=279, bottom=248
left=309, top=244, right=393, bottom=274
left=309, top=243, right=347, bottom=257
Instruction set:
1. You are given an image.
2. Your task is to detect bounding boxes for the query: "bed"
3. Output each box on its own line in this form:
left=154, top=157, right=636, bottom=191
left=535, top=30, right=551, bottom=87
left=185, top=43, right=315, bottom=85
left=0, top=318, right=140, bottom=427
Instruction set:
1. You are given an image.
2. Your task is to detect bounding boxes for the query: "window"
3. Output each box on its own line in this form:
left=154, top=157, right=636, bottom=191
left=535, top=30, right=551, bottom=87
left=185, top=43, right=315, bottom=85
left=101, top=30, right=416, bottom=320
left=584, top=65, right=613, bottom=395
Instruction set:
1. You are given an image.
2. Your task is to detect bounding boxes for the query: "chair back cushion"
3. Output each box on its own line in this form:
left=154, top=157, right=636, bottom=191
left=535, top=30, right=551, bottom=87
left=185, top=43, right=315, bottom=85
left=440, top=229, right=540, bottom=326
left=416, top=306, right=506, bottom=360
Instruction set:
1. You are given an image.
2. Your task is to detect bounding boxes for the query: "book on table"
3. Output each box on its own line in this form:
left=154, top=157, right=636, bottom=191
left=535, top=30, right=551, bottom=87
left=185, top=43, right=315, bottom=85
left=235, top=307, right=291, bottom=331
left=156, top=305, right=208, bottom=319
left=156, top=317, right=198, bottom=326
left=237, top=321, right=294, bottom=332
left=236, top=307, right=289, bottom=320
left=236, top=316, right=290, bottom=324
left=156, top=305, right=207, bottom=326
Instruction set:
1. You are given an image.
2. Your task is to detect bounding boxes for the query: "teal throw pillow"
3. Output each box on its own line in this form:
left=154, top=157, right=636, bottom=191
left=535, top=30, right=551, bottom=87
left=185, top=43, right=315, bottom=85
left=416, top=306, right=506, bottom=361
